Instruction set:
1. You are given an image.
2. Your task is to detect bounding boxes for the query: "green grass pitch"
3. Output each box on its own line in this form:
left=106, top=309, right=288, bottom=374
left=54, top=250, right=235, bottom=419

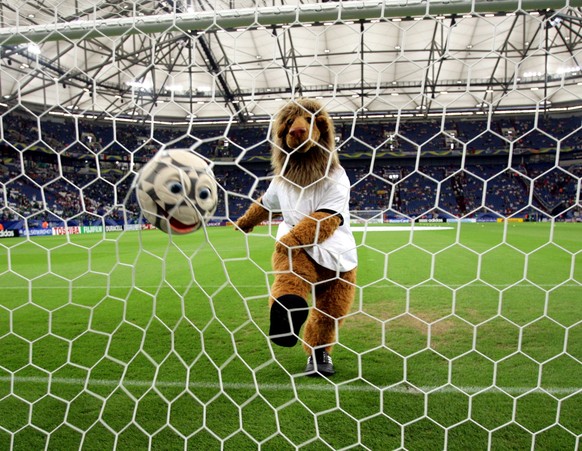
left=0, top=222, right=581, bottom=450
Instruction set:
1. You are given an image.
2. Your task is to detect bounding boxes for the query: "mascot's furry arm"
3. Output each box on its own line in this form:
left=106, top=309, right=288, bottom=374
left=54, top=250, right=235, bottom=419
left=276, top=211, right=342, bottom=254
left=235, top=198, right=272, bottom=233
left=236, top=202, right=342, bottom=252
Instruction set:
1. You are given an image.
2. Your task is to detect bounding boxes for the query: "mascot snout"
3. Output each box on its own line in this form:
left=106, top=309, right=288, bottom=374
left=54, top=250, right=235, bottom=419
left=285, top=116, right=320, bottom=152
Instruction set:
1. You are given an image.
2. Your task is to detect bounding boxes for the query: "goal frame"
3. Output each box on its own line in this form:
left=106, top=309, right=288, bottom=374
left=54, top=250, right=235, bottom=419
left=1, top=0, right=578, bottom=46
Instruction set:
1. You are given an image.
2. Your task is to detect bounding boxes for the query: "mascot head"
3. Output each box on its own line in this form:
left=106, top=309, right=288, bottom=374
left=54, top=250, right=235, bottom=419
left=271, top=98, right=340, bottom=187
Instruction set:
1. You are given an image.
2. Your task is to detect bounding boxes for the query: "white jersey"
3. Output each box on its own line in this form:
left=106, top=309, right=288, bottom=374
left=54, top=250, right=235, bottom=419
left=261, top=167, right=358, bottom=272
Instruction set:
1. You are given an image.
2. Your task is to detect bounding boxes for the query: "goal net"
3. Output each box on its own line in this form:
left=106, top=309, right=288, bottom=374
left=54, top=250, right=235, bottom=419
left=0, top=1, right=581, bottom=449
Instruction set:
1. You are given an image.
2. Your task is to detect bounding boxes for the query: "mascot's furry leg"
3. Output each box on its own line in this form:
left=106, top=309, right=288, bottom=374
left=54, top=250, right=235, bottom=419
left=236, top=201, right=313, bottom=347
left=269, top=249, right=316, bottom=347
left=303, top=268, right=357, bottom=354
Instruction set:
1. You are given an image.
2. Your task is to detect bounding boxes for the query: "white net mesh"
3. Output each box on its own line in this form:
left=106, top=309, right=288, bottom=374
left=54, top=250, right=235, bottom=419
left=1, top=1, right=581, bottom=449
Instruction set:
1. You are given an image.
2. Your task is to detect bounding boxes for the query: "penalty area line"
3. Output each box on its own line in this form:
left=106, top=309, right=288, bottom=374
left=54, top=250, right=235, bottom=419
left=351, top=226, right=454, bottom=232
left=1, top=376, right=580, bottom=396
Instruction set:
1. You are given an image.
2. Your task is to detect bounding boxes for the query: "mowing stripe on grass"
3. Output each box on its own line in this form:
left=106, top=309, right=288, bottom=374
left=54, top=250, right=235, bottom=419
left=2, top=376, right=580, bottom=396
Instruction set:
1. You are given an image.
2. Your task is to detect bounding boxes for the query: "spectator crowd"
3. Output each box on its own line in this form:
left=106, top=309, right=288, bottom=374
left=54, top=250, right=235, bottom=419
left=1, top=112, right=581, bottom=228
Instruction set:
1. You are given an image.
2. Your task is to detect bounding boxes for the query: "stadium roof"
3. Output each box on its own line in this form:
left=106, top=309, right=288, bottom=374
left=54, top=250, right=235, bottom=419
left=1, top=0, right=582, bottom=124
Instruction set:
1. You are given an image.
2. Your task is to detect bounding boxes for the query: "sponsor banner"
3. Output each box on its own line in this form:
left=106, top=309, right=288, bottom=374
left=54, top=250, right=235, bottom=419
left=447, top=218, right=477, bottom=223
left=0, top=229, right=19, bottom=238
left=416, top=218, right=447, bottom=224
left=386, top=219, right=411, bottom=224
left=78, top=224, right=151, bottom=234
left=82, top=226, right=103, bottom=234
left=52, top=226, right=81, bottom=235
left=20, top=228, right=53, bottom=237
left=497, top=218, right=524, bottom=223
left=12, top=223, right=154, bottom=238
left=123, top=223, right=156, bottom=231
left=81, top=225, right=124, bottom=234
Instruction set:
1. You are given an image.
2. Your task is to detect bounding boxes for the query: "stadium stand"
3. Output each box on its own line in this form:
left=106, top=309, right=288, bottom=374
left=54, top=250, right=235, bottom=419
left=1, top=113, right=581, bottom=229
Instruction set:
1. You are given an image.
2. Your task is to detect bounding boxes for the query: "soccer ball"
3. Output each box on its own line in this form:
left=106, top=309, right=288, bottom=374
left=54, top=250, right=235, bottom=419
left=135, top=149, right=218, bottom=234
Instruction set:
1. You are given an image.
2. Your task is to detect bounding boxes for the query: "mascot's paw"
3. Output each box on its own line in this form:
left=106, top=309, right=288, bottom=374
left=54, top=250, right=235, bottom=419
left=234, top=220, right=253, bottom=233
left=275, top=232, right=303, bottom=256
left=305, top=349, right=335, bottom=377
left=269, top=295, right=309, bottom=347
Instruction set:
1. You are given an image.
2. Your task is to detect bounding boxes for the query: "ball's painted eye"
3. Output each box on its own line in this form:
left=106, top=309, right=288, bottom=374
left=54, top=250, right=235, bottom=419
left=199, top=187, right=210, bottom=200
left=168, top=181, right=183, bottom=194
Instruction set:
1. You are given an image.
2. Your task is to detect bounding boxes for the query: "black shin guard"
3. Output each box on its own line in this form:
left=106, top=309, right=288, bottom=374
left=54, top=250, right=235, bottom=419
left=269, top=295, right=309, bottom=347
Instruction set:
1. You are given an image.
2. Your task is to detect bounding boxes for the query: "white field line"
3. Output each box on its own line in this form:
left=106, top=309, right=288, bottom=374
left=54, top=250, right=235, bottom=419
left=1, top=376, right=580, bottom=396
left=3, top=283, right=580, bottom=290
left=351, top=226, right=453, bottom=231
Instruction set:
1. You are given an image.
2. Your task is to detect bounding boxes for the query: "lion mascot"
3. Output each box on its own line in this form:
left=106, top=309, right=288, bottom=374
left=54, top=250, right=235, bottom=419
left=235, top=98, right=358, bottom=376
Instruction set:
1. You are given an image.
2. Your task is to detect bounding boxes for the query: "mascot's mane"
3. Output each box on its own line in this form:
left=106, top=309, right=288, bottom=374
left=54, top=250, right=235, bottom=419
left=271, top=98, right=340, bottom=187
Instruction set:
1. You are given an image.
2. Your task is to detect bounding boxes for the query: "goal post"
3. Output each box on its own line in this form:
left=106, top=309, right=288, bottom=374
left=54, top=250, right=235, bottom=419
left=350, top=210, right=386, bottom=224
left=3, top=0, right=579, bottom=46
left=0, top=1, right=581, bottom=450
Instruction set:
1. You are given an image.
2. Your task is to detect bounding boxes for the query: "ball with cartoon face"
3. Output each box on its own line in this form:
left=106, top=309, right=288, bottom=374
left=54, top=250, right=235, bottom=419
left=135, top=149, right=218, bottom=234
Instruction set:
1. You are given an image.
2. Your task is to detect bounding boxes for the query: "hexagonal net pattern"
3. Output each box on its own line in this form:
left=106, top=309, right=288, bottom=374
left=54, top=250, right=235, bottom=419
left=0, top=1, right=581, bottom=450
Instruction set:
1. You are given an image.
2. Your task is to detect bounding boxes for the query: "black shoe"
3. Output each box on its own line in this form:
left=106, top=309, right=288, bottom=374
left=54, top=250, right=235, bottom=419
left=305, top=349, right=335, bottom=377
left=269, top=295, right=309, bottom=347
